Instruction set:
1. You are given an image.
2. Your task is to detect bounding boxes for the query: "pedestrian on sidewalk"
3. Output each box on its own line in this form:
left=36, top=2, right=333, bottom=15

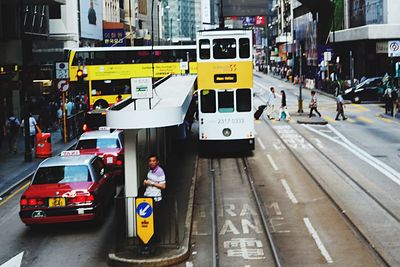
left=5, top=114, right=20, bottom=153
left=383, top=83, right=394, bottom=116
left=21, top=114, right=39, bottom=149
left=335, top=91, right=347, bottom=121
left=143, top=155, right=166, bottom=245
left=309, top=91, right=321, bottom=118
left=278, top=90, right=290, bottom=121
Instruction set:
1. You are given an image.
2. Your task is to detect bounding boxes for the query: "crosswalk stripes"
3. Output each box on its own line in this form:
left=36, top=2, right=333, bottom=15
left=356, top=116, right=373, bottom=124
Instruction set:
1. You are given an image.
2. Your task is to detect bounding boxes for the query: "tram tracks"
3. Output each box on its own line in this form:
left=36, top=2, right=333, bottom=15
left=207, top=157, right=282, bottom=267
left=264, top=120, right=391, bottom=266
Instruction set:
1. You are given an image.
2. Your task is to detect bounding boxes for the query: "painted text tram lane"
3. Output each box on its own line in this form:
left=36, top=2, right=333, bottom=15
left=189, top=158, right=275, bottom=267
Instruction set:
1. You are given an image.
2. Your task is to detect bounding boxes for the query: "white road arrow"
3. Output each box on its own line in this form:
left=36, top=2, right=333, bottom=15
left=0, top=252, right=23, bottom=267
left=139, top=204, right=150, bottom=217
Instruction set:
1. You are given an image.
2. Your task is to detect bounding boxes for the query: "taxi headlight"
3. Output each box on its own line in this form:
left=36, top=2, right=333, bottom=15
left=222, top=128, right=232, bottom=137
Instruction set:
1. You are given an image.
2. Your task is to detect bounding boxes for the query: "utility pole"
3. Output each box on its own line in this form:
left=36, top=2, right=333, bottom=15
left=20, top=0, right=32, bottom=162
left=219, top=0, right=224, bottom=28
left=350, top=50, right=354, bottom=87
left=129, top=0, right=134, bottom=46
left=298, top=45, right=304, bottom=113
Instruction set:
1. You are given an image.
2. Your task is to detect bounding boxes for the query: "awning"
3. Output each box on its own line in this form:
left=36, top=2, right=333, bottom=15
left=26, top=0, right=65, bottom=4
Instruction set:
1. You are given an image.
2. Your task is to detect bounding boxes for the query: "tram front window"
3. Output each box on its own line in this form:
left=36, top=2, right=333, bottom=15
left=236, top=89, right=251, bottom=112
left=239, top=38, right=250, bottom=59
left=199, top=39, right=211, bottom=59
left=218, top=91, right=234, bottom=113
left=213, top=39, right=236, bottom=59
left=201, top=90, right=216, bottom=113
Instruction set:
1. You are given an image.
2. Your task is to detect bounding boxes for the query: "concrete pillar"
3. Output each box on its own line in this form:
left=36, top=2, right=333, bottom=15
left=124, top=129, right=138, bottom=237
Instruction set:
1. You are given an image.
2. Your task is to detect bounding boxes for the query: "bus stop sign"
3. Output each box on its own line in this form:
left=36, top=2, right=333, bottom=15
left=135, top=198, right=154, bottom=244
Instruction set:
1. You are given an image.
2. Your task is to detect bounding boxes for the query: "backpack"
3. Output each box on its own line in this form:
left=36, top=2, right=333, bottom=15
left=8, top=118, right=19, bottom=134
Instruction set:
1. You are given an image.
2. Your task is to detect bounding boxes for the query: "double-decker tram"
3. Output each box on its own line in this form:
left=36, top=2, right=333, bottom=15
left=67, top=45, right=196, bottom=109
left=196, top=29, right=255, bottom=153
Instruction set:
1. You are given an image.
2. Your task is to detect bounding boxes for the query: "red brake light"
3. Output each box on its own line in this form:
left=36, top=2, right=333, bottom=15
left=70, top=194, right=94, bottom=204
left=83, top=124, right=88, bottom=132
left=20, top=198, right=28, bottom=206
left=28, top=198, right=37, bottom=206
left=116, top=160, right=123, bottom=166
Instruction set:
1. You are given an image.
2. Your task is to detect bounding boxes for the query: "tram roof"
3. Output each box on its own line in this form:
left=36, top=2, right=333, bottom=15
left=197, top=28, right=252, bottom=36
left=67, top=45, right=196, bottom=52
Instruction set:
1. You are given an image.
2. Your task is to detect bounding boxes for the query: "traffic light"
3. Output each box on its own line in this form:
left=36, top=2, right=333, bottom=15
left=76, top=69, right=87, bottom=82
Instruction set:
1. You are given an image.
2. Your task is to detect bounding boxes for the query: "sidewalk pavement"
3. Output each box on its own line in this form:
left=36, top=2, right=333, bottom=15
left=108, top=130, right=198, bottom=267
left=0, top=129, right=77, bottom=197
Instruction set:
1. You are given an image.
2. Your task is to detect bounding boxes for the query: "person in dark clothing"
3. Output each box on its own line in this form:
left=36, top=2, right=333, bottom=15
left=278, top=90, right=290, bottom=121
left=184, top=92, right=198, bottom=133
left=5, top=114, right=20, bottom=153
left=88, top=0, right=97, bottom=25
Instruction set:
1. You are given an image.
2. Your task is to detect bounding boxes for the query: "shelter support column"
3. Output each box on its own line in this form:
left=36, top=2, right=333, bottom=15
left=124, top=129, right=139, bottom=237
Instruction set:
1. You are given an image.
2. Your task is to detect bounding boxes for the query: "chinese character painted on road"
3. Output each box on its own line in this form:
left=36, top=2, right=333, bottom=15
left=223, top=238, right=265, bottom=260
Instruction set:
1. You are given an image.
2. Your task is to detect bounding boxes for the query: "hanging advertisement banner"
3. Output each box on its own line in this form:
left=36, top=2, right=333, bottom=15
left=80, top=0, right=103, bottom=40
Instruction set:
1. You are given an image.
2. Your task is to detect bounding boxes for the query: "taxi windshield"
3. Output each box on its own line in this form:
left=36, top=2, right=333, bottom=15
left=76, top=138, right=120, bottom=149
left=32, top=165, right=91, bottom=184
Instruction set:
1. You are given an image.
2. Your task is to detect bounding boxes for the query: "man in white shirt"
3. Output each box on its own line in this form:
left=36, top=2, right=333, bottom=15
left=143, top=155, right=166, bottom=245
left=265, top=87, right=278, bottom=119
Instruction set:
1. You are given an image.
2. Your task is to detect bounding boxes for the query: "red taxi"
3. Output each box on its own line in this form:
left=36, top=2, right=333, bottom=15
left=19, top=151, right=116, bottom=225
left=75, top=129, right=124, bottom=177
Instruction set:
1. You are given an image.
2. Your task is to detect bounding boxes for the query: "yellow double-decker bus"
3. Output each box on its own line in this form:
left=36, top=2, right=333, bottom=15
left=67, top=45, right=197, bottom=109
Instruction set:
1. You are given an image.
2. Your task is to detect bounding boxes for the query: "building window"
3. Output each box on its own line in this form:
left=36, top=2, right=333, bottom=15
left=49, top=5, right=61, bottom=19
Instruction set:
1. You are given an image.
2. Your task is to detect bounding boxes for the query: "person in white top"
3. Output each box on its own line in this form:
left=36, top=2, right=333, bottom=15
left=265, top=87, right=278, bottom=119
left=143, top=155, right=166, bottom=245
left=21, top=114, right=38, bottom=149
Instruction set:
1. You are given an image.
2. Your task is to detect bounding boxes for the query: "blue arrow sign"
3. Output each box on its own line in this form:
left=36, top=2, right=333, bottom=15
left=137, top=202, right=153, bottom=218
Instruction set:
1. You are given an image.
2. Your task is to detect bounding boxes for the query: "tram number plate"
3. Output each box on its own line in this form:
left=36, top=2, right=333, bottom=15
left=218, top=118, right=244, bottom=124
left=48, top=197, right=66, bottom=207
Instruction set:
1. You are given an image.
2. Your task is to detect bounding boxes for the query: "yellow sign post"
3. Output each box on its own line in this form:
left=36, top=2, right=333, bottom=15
left=135, top=198, right=154, bottom=244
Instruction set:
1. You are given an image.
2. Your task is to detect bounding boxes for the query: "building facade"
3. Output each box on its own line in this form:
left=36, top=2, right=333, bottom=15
left=332, top=0, right=400, bottom=79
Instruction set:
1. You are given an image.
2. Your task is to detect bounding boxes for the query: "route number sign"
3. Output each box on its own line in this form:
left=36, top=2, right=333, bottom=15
left=135, top=198, right=154, bottom=244
left=388, top=41, right=400, bottom=57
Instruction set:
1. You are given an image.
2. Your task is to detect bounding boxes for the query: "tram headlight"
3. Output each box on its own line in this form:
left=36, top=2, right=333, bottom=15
left=222, top=128, right=232, bottom=137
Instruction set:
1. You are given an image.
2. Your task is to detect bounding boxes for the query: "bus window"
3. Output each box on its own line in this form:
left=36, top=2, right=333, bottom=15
left=91, top=79, right=131, bottom=96
left=199, top=39, right=210, bottom=60
left=213, top=39, right=236, bottom=59
left=200, top=90, right=216, bottom=113
left=239, top=38, right=250, bottom=59
left=236, top=89, right=251, bottom=112
left=218, top=91, right=234, bottom=113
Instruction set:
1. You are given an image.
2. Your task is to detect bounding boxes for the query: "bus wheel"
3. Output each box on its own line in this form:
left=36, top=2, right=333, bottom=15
left=93, top=99, right=109, bottom=109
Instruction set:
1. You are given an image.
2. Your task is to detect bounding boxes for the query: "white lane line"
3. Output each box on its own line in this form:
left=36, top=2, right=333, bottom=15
left=186, top=262, right=193, bottom=267
left=257, top=137, right=266, bottom=150
left=267, top=154, right=279, bottom=171
left=303, top=124, right=400, bottom=186
left=0, top=251, right=24, bottom=267
left=280, top=179, right=299, bottom=204
left=303, top=218, right=333, bottom=264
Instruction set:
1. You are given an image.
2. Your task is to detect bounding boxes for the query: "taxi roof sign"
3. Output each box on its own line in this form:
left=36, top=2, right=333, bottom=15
left=98, top=126, right=111, bottom=131
left=61, top=150, right=80, bottom=157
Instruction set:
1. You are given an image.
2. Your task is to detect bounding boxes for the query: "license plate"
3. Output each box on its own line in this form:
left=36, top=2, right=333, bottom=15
left=48, top=197, right=66, bottom=207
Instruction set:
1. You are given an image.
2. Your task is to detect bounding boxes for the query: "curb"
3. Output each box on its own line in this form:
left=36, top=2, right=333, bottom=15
left=297, top=119, right=328, bottom=125
left=0, top=142, right=77, bottom=199
left=108, top=156, right=199, bottom=267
